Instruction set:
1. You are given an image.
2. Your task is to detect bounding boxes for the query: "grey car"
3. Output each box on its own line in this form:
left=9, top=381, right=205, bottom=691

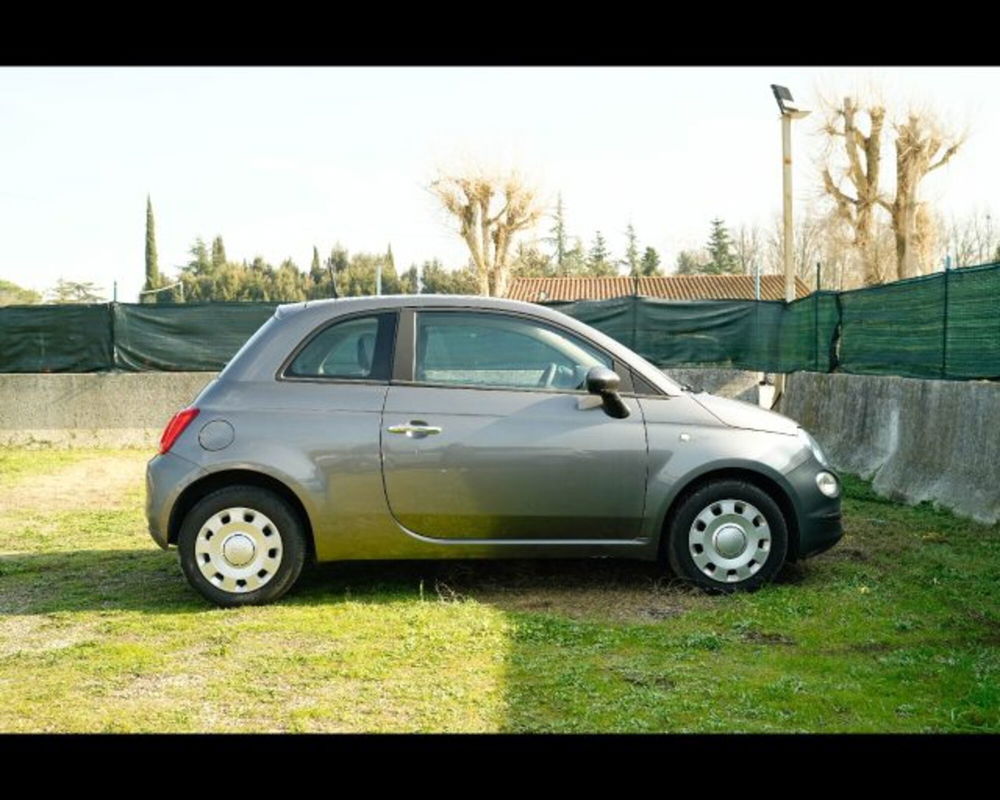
left=146, top=294, right=843, bottom=606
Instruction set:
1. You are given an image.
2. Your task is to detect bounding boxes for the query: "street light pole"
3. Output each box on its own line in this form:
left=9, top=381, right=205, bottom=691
left=781, top=113, right=795, bottom=303
left=771, top=85, right=811, bottom=304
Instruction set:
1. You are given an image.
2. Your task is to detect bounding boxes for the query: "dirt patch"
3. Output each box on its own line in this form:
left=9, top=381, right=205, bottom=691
left=0, top=615, right=99, bottom=658
left=0, top=453, right=147, bottom=514
left=614, top=667, right=676, bottom=690
left=831, top=547, right=869, bottom=562
left=307, top=560, right=700, bottom=623
left=431, top=561, right=698, bottom=623
left=742, top=630, right=796, bottom=646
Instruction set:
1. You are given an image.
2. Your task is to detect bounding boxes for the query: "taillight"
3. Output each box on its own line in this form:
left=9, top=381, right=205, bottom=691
left=159, top=408, right=200, bottom=455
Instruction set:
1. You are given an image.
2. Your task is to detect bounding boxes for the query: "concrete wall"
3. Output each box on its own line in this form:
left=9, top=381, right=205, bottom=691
left=4, top=369, right=996, bottom=525
left=0, top=368, right=759, bottom=450
left=664, top=368, right=761, bottom=403
left=782, top=372, right=1000, bottom=524
left=0, top=373, right=215, bottom=448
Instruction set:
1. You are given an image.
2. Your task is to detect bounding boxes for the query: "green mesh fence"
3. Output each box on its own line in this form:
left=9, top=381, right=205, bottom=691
left=553, top=297, right=793, bottom=371
left=0, top=262, right=997, bottom=378
left=941, top=263, right=1000, bottom=380
left=113, top=302, right=279, bottom=371
left=0, top=304, right=112, bottom=372
left=836, top=262, right=1000, bottom=380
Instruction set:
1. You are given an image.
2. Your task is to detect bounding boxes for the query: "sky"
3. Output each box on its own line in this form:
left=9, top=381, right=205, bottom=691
left=1, top=66, right=997, bottom=302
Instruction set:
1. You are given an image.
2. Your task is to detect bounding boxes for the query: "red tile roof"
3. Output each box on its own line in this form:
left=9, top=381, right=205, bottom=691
left=506, top=275, right=811, bottom=303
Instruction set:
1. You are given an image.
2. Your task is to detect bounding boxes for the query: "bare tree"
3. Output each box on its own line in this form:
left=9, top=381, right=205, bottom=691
left=732, top=224, right=764, bottom=276
left=764, top=205, right=882, bottom=291
left=819, top=91, right=965, bottom=284
left=764, top=209, right=823, bottom=283
left=880, top=111, right=963, bottom=279
left=429, top=168, right=543, bottom=297
left=945, top=209, right=998, bottom=267
left=820, top=96, right=889, bottom=285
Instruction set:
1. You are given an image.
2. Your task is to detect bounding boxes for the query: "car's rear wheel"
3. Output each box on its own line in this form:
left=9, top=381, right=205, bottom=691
left=665, top=479, right=788, bottom=593
left=178, top=485, right=307, bottom=607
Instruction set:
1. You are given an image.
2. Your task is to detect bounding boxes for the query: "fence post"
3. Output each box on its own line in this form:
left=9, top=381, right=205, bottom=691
left=107, top=301, right=117, bottom=372
left=941, top=255, right=951, bottom=379
left=831, top=292, right=843, bottom=373
left=814, top=261, right=821, bottom=372
left=630, top=295, right=638, bottom=352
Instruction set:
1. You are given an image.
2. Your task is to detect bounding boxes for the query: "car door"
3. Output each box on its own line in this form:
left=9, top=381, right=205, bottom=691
left=275, top=310, right=398, bottom=554
left=380, top=308, right=648, bottom=541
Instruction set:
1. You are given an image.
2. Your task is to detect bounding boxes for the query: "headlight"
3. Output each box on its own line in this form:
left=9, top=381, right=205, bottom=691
left=816, top=471, right=840, bottom=498
left=798, top=428, right=829, bottom=467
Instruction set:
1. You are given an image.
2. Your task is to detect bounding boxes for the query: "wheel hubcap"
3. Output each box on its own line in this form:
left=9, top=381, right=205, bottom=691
left=713, top=524, right=747, bottom=558
left=195, top=507, right=282, bottom=594
left=689, top=498, right=771, bottom=584
left=222, top=533, right=256, bottom=567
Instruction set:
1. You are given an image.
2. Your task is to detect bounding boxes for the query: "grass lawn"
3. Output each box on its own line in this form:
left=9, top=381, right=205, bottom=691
left=0, top=447, right=997, bottom=732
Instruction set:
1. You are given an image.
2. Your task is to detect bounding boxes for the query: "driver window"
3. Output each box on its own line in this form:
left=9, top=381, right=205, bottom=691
left=415, top=311, right=612, bottom=390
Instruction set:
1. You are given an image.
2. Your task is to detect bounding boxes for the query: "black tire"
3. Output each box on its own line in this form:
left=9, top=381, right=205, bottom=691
left=177, top=485, right=308, bottom=607
left=665, top=479, right=788, bottom=594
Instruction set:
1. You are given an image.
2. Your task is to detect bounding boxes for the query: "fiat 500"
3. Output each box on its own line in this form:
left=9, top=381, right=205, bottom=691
left=146, top=294, right=842, bottom=606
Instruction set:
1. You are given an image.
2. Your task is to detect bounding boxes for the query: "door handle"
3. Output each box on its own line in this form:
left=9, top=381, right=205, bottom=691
left=386, top=421, right=442, bottom=437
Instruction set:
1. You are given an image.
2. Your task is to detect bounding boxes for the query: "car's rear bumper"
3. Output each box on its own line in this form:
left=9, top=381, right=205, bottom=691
left=784, top=456, right=844, bottom=559
left=146, top=452, right=206, bottom=549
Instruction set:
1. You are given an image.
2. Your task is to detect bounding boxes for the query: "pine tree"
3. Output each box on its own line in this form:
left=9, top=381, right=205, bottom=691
left=211, top=236, right=227, bottom=270
left=676, top=250, right=706, bottom=275
left=587, top=231, right=617, bottom=276
left=48, top=278, right=105, bottom=303
left=622, top=223, right=641, bottom=277
left=640, top=246, right=662, bottom=276
left=143, top=195, right=159, bottom=303
left=706, top=218, right=739, bottom=274
left=188, top=238, right=212, bottom=275
left=511, top=243, right=555, bottom=277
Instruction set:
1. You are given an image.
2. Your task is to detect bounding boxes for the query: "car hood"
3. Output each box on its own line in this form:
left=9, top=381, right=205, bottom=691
left=690, top=391, right=800, bottom=436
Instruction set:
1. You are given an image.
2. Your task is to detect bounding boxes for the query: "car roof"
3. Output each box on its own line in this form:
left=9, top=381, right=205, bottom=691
left=276, top=294, right=558, bottom=318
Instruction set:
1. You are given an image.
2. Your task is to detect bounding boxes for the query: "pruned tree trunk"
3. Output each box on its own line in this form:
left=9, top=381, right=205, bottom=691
left=821, top=95, right=964, bottom=285
left=430, top=170, right=542, bottom=297
left=882, top=114, right=962, bottom=279
left=821, top=97, right=889, bottom=285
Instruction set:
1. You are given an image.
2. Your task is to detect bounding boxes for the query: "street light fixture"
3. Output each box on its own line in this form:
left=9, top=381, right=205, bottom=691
left=770, top=84, right=811, bottom=303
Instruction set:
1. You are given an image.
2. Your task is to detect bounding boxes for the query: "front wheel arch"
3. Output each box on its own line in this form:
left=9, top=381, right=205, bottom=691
left=658, top=467, right=801, bottom=563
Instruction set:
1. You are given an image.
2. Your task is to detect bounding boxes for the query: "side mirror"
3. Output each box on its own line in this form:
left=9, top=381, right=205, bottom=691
left=586, top=366, right=630, bottom=419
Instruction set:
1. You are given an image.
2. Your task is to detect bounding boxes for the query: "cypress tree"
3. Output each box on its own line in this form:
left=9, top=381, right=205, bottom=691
left=143, top=195, right=159, bottom=303
left=549, top=193, right=568, bottom=271
left=309, top=246, right=324, bottom=285
left=211, top=236, right=227, bottom=270
left=623, top=222, right=640, bottom=277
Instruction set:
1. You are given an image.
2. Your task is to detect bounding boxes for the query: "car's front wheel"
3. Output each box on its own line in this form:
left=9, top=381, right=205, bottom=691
left=177, top=485, right=308, bottom=607
left=665, top=479, right=788, bottom=593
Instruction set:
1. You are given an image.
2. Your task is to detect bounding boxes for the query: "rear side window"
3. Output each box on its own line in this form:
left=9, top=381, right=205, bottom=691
left=285, top=312, right=396, bottom=381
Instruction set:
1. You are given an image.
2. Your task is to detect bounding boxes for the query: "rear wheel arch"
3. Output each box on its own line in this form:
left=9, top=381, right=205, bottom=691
left=658, top=466, right=801, bottom=562
left=169, top=469, right=316, bottom=561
